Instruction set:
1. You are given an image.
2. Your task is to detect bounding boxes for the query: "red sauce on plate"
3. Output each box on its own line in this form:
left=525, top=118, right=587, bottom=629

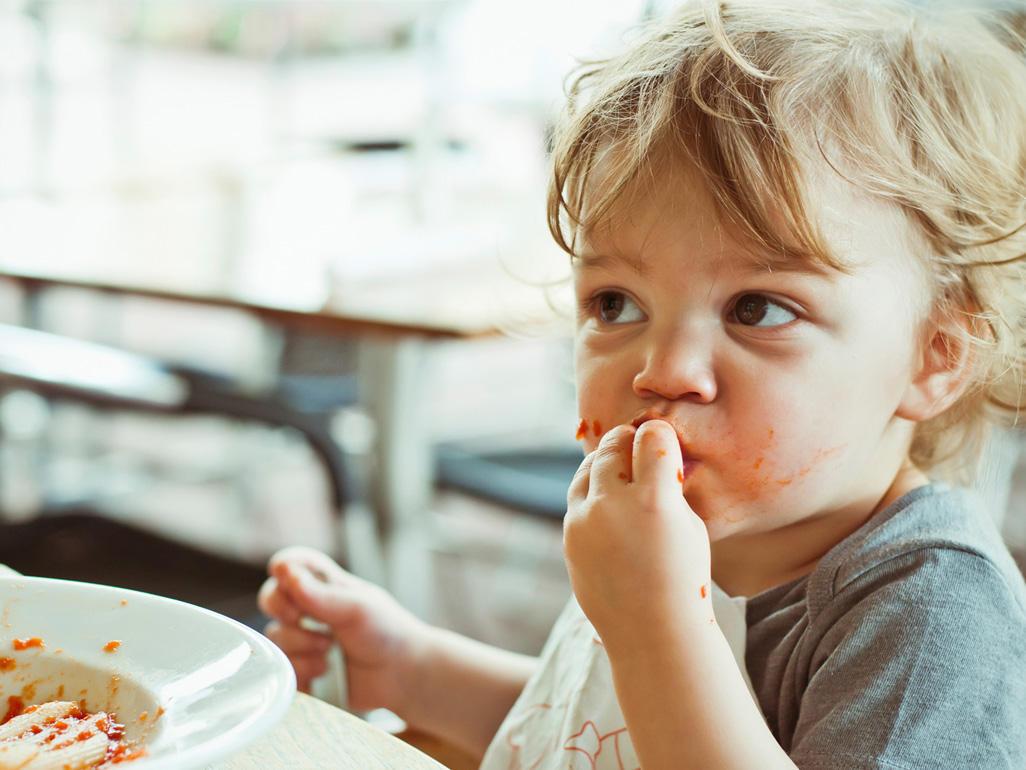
left=2, top=696, right=24, bottom=723
left=0, top=700, right=145, bottom=766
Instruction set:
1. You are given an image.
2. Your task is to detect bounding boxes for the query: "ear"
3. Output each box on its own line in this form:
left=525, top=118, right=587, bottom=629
left=895, top=310, right=976, bottom=423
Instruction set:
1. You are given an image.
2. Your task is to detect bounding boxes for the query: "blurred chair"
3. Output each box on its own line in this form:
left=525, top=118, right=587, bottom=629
left=435, top=442, right=581, bottom=521
left=0, top=323, right=355, bottom=625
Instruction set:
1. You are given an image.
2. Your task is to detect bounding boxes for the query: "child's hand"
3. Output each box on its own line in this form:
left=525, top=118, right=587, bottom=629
left=563, top=420, right=713, bottom=652
left=258, top=546, right=430, bottom=713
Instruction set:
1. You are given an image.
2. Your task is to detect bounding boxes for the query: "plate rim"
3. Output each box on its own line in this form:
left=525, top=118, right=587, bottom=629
left=0, top=575, right=297, bottom=769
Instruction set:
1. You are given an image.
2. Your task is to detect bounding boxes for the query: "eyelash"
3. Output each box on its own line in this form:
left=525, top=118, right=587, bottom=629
left=580, top=290, right=641, bottom=324
left=580, top=290, right=801, bottom=329
left=727, top=294, right=800, bottom=328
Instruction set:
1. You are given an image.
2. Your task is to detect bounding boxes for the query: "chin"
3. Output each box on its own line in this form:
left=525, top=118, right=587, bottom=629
left=688, top=497, right=749, bottom=539
left=702, top=519, right=733, bottom=542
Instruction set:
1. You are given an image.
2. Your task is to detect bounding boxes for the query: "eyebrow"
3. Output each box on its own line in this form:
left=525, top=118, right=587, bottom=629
left=734, top=258, right=835, bottom=278
left=573, top=252, right=648, bottom=276
left=574, top=250, right=834, bottom=279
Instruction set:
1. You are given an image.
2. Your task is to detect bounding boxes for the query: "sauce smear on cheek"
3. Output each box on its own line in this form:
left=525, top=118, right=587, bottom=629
left=575, top=419, right=588, bottom=441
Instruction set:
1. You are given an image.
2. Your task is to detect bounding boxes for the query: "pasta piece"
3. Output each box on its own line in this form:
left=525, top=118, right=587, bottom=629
left=0, top=703, right=79, bottom=742
left=23, top=729, right=107, bottom=770
left=0, top=741, right=37, bottom=769
left=0, top=701, right=143, bottom=769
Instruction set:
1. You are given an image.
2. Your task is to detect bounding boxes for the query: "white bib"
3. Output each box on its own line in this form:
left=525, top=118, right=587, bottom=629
left=480, top=584, right=755, bottom=770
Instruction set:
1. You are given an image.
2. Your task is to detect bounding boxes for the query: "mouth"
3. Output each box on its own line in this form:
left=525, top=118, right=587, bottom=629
left=680, top=457, right=699, bottom=482
left=630, top=412, right=699, bottom=481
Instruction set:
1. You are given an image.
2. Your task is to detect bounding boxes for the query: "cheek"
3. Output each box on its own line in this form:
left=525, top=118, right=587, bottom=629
left=700, top=403, right=849, bottom=518
left=574, top=346, right=625, bottom=452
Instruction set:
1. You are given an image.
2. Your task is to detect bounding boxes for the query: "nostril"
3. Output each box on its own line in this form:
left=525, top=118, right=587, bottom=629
left=632, top=360, right=716, bottom=403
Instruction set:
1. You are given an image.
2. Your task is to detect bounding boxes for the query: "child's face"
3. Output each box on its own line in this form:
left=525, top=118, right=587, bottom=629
left=573, top=160, right=930, bottom=543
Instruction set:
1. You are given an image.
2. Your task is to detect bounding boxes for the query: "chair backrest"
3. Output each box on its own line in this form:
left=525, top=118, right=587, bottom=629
left=0, top=323, right=187, bottom=409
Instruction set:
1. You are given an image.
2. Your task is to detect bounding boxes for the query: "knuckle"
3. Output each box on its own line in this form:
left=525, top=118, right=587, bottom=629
left=593, top=440, right=624, bottom=461
left=570, top=457, right=590, bottom=483
left=636, top=488, right=666, bottom=515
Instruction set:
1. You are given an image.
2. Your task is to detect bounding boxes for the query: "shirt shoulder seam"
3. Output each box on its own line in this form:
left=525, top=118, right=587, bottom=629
left=814, top=542, right=1026, bottom=622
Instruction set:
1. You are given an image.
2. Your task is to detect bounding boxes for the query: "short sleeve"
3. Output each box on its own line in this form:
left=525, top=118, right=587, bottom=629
left=790, top=547, right=1026, bottom=770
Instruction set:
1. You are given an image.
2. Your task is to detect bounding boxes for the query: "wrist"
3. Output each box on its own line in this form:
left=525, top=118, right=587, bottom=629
left=601, top=606, right=719, bottom=664
left=387, top=619, right=442, bottom=721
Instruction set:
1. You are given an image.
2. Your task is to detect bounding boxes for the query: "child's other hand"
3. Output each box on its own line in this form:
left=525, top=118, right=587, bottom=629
left=258, top=546, right=429, bottom=713
left=563, top=420, right=712, bottom=652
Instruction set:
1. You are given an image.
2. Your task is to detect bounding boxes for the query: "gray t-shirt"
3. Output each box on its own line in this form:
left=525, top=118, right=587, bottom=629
left=746, top=483, right=1026, bottom=769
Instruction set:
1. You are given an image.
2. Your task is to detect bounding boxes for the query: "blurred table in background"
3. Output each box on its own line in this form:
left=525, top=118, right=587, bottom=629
left=0, top=0, right=585, bottom=623
left=0, top=253, right=568, bottom=611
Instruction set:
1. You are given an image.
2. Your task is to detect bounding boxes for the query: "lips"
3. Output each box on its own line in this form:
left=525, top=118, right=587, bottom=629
left=630, top=411, right=699, bottom=480
left=680, top=458, right=699, bottom=481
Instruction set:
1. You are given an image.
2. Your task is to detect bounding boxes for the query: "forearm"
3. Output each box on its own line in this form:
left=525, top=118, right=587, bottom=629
left=606, top=620, right=796, bottom=770
left=398, top=625, right=537, bottom=758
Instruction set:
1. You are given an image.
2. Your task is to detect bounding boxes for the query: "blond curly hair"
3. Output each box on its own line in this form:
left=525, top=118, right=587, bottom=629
left=548, top=0, right=1026, bottom=482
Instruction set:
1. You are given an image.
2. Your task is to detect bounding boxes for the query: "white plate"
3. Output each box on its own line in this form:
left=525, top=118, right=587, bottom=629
left=0, top=576, right=295, bottom=769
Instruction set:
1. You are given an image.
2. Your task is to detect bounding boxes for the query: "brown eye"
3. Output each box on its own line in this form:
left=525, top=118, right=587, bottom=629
left=734, top=294, right=768, bottom=325
left=598, top=292, right=626, bottom=322
left=590, top=291, right=644, bottom=324
left=731, top=294, right=797, bottom=328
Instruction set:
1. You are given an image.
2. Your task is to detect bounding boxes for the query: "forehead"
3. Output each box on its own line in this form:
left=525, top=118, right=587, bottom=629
left=574, top=147, right=927, bottom=282
left=573, top=249, right=831, bottom=284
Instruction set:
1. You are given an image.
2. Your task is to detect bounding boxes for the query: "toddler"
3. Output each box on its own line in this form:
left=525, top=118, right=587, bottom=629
left=261, top=1, right=1026, bottom=767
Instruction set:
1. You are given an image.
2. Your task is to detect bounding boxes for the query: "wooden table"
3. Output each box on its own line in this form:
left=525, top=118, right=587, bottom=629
left=210, top=693, right=448, bottom=770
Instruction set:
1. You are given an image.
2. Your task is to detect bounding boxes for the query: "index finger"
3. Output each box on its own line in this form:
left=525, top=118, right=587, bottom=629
left=631, top=419, right=684, bottom=495
left=269, top=546, right=349, bottom=585
left=258, top=576, right=302, bottom=625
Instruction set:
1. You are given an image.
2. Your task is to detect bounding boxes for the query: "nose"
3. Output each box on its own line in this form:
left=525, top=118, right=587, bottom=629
left=632, top=327, right=717, bottom=403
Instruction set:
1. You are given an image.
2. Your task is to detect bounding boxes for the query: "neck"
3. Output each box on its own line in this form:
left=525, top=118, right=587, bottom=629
left=711, top=461, right=929, bottom=597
